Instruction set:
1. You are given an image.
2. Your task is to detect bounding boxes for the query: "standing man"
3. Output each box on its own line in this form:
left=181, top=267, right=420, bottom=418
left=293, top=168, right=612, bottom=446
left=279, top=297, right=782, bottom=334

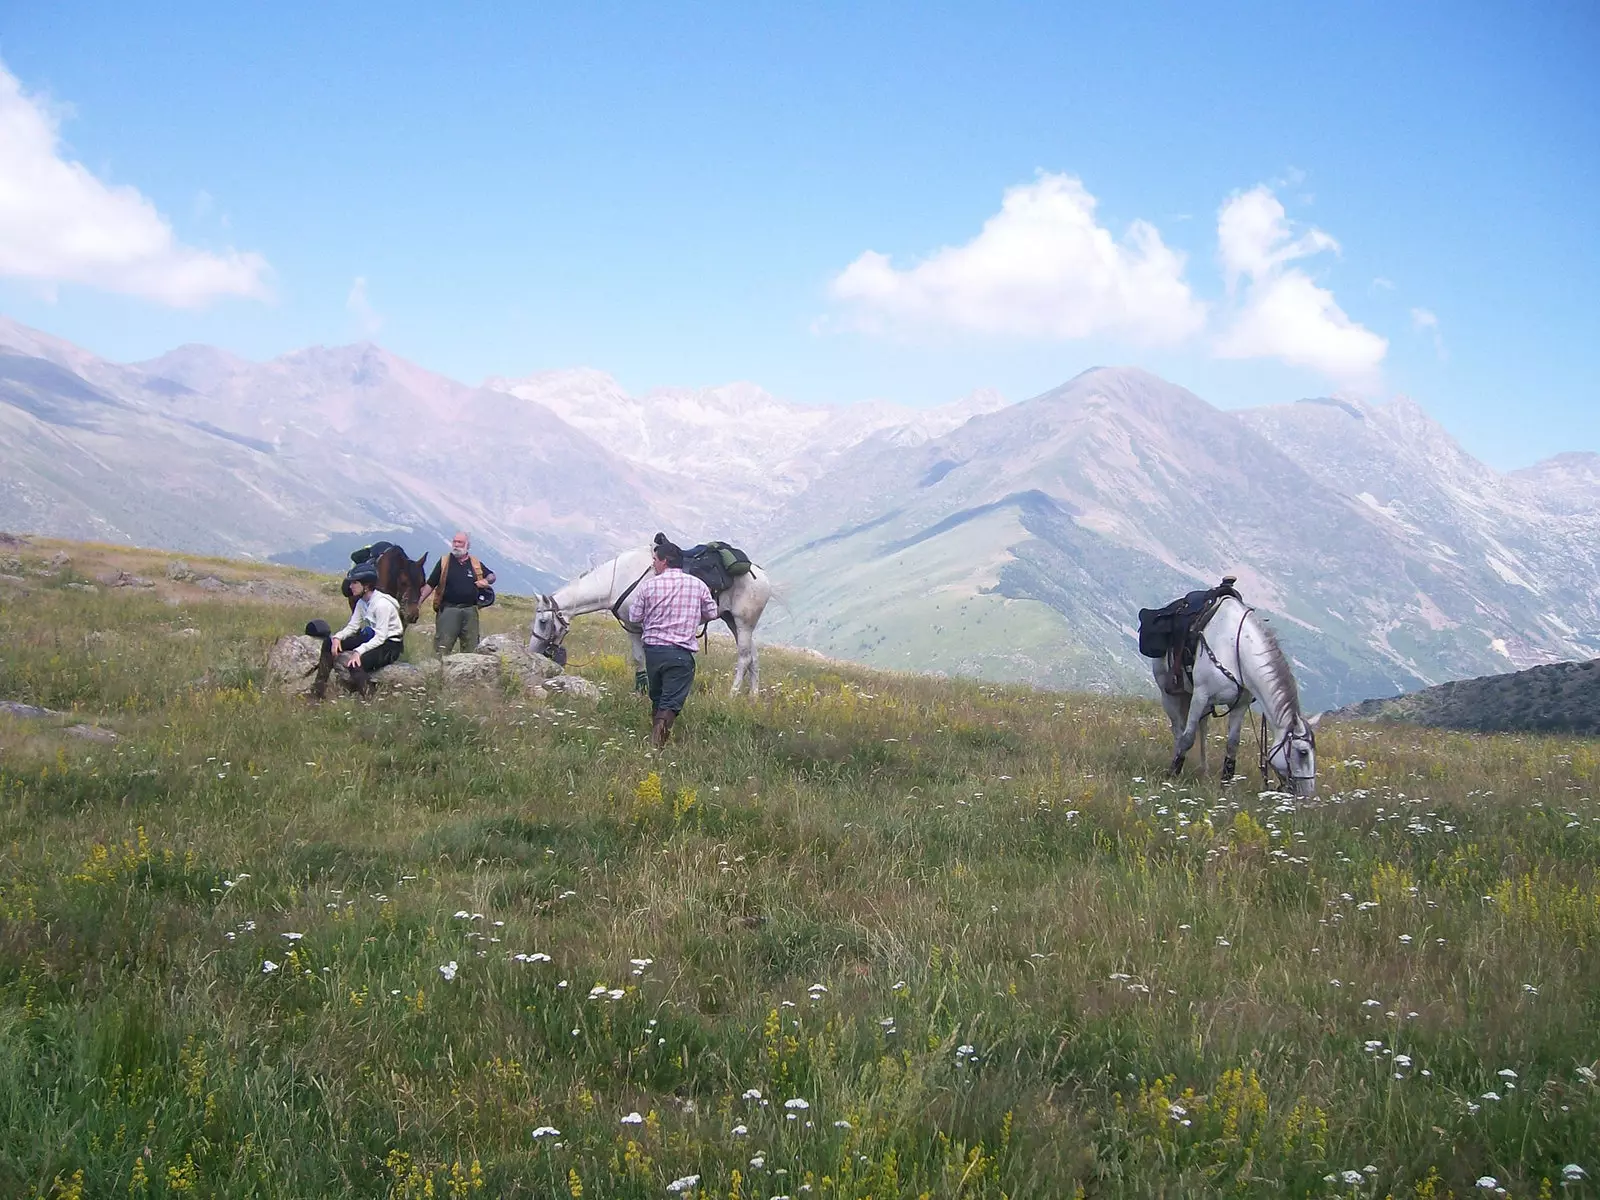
left=629, top=535, right=719, bottom=748
left=420, top=531, right=495, bottom=654
left=323, top=570, right=406, bottom=697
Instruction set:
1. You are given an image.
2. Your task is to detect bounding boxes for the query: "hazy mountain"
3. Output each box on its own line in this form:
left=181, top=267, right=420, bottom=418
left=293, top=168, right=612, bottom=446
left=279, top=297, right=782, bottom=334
left=485, top=368, right=1009, bottom=530
left=4, top=315, right=1597, bottom=712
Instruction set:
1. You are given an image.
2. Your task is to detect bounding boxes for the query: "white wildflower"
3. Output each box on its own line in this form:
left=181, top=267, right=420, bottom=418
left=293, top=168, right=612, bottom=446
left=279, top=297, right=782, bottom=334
left=1498, top=1068, right=1517, bottom=1079
left=784, top=1098, right=810, bottom=1110
left=1476, top=1179, right=1497, bottom=1191
left=1342, top=1170, right=1365, bottom=1184
left=742, top=1088, right=762, bottom=1100
left=731, top=1124, right=748, bottom=1136
left=621, top=1111, right=644, bottom=1125
left=262, top=960, right=279, bottom=973
left=282, top=932, right=304, bottom=941
left=1562, top=1165, right=1586, bottom=1182
left=531, top=1126, right=561, bottom=1139
left=666, top=1175, right=700, bottom=1193
left=439, top=961, right=458, bottom=981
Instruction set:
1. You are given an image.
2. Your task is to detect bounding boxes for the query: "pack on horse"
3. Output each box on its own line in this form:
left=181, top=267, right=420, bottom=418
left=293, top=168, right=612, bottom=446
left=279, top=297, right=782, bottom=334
left=528, top=535, right=772, bottom=696
left=1138, top=577, right=1320, bottom=796
left=308, top=541, right=429, bottom=698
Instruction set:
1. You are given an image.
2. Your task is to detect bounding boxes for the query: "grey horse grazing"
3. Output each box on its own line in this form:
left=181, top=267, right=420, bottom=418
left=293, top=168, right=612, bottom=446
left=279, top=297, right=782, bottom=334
left=1154, top=596, right=1319, bottom=796
left=528, top=547, right=772, bottom=696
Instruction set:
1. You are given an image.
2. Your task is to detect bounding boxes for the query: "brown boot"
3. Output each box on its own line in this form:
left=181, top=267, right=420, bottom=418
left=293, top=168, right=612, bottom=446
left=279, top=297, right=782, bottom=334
left=657, top=709, right=678, bottom=745
left=650, top=710, right=669, bottom=748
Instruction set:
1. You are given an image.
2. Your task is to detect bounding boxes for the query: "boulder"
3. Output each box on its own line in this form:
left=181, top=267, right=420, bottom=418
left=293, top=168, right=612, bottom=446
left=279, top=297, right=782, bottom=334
left=166, top=560, right=195, bottom=581
left=65, top=723, right=117, bottom=743
left=99, top=570, right=156, bottom=588
left=440, top=653, right=502, bottom=686
left=376, top=662, right=436, bottom=691
left=64, top=582, right=99, bottom=593
left=473, top=633, right=563, bottom=685
left=48, top=550, right=71, bottom=571
left=194, top=576, right=228, bottom=591
left=265, top=634, right=324, bottom=695
left=1, top=699, right=57, bottom=719
left=543, top=674, right=603, bottom=702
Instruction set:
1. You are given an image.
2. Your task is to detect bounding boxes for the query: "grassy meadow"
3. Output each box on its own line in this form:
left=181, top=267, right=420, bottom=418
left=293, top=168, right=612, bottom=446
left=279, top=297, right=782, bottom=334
left=1, top=539, right=1598, bottom=1198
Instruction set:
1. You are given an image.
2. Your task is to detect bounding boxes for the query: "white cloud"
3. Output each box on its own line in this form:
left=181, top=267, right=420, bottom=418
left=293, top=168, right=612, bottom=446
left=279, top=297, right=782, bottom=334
left=0, top=60, right=269, bottom=307
left=346, top=276, right=382, bottom=335
left=829, top=173, right=1204, bottom=344
left=1213, top=186, right=1386, bottom=380
left=1411, top=306, right=1446, bottom=359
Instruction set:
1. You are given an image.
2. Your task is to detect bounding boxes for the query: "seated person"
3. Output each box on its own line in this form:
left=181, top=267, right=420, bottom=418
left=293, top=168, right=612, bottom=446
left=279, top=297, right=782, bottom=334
left=324, top=572, right=405, bottom=696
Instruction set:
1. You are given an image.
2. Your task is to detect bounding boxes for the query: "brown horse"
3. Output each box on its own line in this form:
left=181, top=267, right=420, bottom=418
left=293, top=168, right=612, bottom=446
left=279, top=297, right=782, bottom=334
left=370, top=544, right=429, bottom=625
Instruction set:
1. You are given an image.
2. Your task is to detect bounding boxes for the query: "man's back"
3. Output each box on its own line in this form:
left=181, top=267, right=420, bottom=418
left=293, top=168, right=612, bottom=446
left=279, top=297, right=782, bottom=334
left=630, top=567, right=717, bottom=651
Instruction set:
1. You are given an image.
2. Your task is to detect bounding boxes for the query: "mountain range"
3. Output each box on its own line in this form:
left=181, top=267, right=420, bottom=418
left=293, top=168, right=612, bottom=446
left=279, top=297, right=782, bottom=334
left=3, top=314, right=1596, bottom=710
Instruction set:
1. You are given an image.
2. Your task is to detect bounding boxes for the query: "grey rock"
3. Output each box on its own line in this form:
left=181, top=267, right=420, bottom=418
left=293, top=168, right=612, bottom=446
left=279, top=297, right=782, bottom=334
left=1, top=699, right=57, bottom=719
left=377, top=662, right=436, bottom=691
left=64, top=582, right=98, bottom=593
left=194, top=576, right=228, bottom=591
left=440, top=653, right=502, bottom=686
left=166, top=560, right=195, bottom=580
left=170, top=627, right=202, bottom=638
left=473, top=632, right=562, bottom=685
left=543, top=674, right=602, bottom=701
left=99, top=570, right=156, bottom=588
left=265, top=634, right=323, bottom=694
left=48, top=550, right=70, bottom=570
left=65, top=723, right=117, bottom=743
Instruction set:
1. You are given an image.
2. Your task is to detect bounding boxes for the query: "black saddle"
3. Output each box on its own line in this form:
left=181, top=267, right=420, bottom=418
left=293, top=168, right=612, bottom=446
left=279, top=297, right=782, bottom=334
left=1138, top=577, right=1242, bottom=694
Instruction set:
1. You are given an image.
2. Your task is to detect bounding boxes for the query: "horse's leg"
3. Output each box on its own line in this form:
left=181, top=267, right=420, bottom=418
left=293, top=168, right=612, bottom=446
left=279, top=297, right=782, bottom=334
left=629, top=631, right=648, bottom=695
left=723, top=612, right=750, bottom=696
left=1171, top=687, right=1206, bottom=776
left=1222, top=694, right=1251, bottom=783
left=1164, top=691, right=1191, bottom=775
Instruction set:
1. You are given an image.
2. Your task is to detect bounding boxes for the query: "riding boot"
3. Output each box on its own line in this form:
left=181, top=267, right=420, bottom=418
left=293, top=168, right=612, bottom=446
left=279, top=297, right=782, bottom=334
left=658, top=709, right=678, bottom=746
left=347, top=664, right=374, bottom=699
left=650, top=710, right=669, bottom=749
left=310, top=639, right=334, bottom=700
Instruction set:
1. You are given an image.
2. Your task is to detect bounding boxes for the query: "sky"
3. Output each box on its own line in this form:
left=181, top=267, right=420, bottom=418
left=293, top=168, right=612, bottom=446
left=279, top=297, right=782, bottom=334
left=0, top=2, right=1594, bottom=468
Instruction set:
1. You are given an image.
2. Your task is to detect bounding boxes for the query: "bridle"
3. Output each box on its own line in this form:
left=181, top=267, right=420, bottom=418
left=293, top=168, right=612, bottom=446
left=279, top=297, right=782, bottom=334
left=1260, top=713, right=1316, bottom=788
left=532, top=595, right=571, bottom=666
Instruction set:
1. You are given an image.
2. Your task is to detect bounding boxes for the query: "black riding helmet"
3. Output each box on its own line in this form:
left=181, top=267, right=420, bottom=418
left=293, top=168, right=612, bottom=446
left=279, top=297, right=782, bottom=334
left=341, top=562, right=379, bottom=598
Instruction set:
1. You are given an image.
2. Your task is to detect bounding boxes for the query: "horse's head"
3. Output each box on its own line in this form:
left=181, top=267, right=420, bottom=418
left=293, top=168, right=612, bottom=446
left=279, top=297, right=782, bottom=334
left=385, top=550, right=427, bottom=626
left=528, top=594, right=570, bottom=665
left=1267, top=712, right=1318, bottom=798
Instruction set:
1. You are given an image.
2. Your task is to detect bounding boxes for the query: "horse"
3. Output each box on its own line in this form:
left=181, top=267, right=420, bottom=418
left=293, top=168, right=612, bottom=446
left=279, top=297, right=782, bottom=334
left=1153, top=596, right=1319, bottom=797
left=344, top=544, right=429, bottom=626
left=528, top=547, right=772, bottom=696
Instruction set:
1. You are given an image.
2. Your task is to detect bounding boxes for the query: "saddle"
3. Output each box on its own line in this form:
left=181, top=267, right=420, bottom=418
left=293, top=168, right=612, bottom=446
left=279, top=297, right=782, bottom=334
left=682, top=540, right=753, bottom=595
left=1138, top=577, right=1242, bottom=696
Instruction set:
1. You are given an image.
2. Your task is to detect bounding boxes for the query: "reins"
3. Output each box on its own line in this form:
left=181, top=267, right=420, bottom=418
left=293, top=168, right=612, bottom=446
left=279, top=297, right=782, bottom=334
left=1201, top=603, right=1315, bottom=788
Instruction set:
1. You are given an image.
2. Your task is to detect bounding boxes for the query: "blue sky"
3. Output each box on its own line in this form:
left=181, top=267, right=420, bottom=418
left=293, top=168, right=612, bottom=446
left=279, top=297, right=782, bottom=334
left=0, top=2, right=1594, bottom=467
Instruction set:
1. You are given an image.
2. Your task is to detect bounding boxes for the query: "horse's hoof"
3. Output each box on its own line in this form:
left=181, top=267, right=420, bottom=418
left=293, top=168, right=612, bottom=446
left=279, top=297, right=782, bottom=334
left=1168, top=756, right=1186, bottom=776
left=1221, top=757, right=1237, bottom=782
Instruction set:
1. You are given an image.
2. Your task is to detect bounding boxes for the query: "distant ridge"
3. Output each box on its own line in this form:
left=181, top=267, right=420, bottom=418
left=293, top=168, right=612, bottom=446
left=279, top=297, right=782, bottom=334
left=1335, top=658, right=1600, bottom=734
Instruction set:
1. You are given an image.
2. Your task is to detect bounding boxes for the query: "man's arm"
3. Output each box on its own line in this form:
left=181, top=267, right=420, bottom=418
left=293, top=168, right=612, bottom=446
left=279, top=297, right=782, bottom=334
left=699, top=583, right=719, bottom=623
left=627, top=579, right=651, bottom=626
left=419, top=560, right=443, bottom=604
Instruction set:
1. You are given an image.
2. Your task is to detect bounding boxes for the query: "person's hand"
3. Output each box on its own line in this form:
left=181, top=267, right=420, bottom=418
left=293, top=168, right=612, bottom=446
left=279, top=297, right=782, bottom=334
left=484, top=572, right=496, bottom=585
left=342, top=651, right=361, bottom=668
left=330, top=637, right=342, bottom=653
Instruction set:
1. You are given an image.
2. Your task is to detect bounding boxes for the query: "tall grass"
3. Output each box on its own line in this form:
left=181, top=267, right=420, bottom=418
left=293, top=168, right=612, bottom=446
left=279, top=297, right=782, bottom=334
left=1, top=540, right=1597, bottom=1197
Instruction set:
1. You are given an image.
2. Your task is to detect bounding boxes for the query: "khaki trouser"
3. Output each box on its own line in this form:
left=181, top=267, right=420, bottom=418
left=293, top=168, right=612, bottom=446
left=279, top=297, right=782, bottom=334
left=435, top=604, right=480, bottom=654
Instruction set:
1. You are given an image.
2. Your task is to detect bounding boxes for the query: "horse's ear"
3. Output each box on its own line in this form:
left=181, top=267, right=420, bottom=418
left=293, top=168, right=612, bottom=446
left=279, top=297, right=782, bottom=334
left=1306, top=712, right=1323, bottom=732
left=416, top=552, right=428, bottom=572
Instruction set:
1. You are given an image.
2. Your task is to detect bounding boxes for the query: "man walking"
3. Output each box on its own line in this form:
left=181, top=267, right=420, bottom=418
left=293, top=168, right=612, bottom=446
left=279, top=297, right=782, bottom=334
left=629, top=535, right=719, bottom=748
left=420, top=531, right=495, bottom=654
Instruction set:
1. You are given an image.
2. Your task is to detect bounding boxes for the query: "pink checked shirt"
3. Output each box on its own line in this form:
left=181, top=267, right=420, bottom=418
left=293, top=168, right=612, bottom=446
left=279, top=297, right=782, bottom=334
left=628, top=567, right=719, bottom=651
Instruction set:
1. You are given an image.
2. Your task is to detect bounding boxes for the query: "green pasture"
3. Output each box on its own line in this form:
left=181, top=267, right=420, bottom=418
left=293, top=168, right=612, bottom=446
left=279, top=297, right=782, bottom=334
left=1, top=540, right=1596, bottom=1198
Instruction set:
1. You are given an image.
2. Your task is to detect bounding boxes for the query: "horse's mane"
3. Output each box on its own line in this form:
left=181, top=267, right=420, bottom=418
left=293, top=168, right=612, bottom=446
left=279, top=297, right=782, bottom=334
left=1249, top=612, right=1302, bottom=718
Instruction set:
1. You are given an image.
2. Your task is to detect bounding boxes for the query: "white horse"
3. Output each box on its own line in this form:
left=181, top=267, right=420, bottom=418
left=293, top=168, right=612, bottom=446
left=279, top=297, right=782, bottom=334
left=1154, top=596, right=1319, bottom=797
left=528, top=547, right=772, bottom=696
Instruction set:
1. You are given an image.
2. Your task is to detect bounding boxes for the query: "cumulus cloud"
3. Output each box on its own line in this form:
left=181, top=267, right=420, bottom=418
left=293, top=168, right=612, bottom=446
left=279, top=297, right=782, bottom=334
left=1213, top=186, right=1385, bottom=380
left=829, top=173, right=1205, bottom=344
left=346, top=276, right=382, bottom=335
left=0, top=60, right=269, bottom=306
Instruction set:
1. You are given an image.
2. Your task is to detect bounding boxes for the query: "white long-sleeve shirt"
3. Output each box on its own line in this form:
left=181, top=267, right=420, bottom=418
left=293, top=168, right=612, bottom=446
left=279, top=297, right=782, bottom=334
left=334, top=589, right=405, bottom=661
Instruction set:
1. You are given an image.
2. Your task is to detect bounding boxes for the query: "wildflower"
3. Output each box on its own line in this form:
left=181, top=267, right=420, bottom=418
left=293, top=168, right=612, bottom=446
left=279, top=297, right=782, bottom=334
left=453, top=910, right=471, bottom=919
left=588, top=984, right=609, bottom=999
left=1563, top=1165, right=1587, bottom=1182
left=532, top=1126, right=561, bottom=1139
left=440, top=961, right=459, bottom=981
left=1364, top=1040, right=1384, bottom=1052
left=1497, top=1068, right=1517, bottom=1079
left=891, top=980, right=907, bottom=991
left=1466, top=1102, right=1480, bottom=1114
left=1167, top=1103, right=1187, bottom=1119
left=1215, top=937, right=1230, bottom=947
left=1578, top=1066, right=1597, bottom=1083
left=282, top=932, right=304, bottom=941
left=621, top=1112, right=644, bottom=1125
left=1522, top=983, right=1539, bottom=994
left=742, top=1088, right=762, bottom=1100
left=1481, top=1091, right=1501, bottom=1101
left=1393, top=1054, right=1412, bottom=1067
left=833, top=1119, right=851, bottom=1129
left=262, top=960, right=279, bottom=973
left=1363, top=999, right=1382, bottom=1008
left=666, top=1175, right=700, bottom=1193
left=1398, top=934, right=1412, bottom=944
left=784, top=1098, right=810, bottom=1110
left=1341, top=1170, right=1365, bottom=1185
left=749, top=1156, right=765, bottom=1168
left=731, top=1125, right=748, bottom=1136
left=1476, top=1179, right=1498, bottom=1191
left=608, top=989, right=625, bottom=1000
